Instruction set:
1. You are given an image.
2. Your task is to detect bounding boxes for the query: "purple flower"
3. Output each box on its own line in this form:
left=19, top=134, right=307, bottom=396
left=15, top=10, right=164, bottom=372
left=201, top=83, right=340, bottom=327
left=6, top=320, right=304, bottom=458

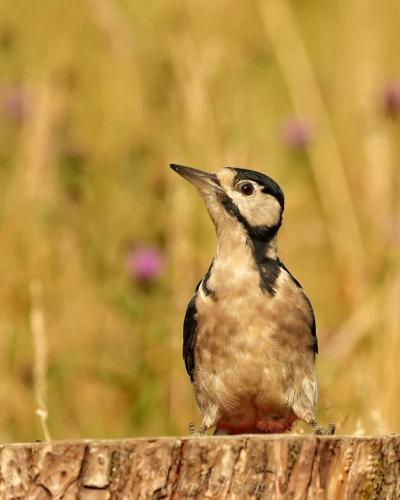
left=1, top=84, right=31, bottom=124
left=126, top=246, right=164, bottom=283
left=382, top=81, right=400, bottom=117
left=281, top=117, right=312, bottom=150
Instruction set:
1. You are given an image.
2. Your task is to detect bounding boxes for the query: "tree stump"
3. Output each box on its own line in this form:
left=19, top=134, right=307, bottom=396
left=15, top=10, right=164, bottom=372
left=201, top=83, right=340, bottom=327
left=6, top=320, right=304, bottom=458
left=0, top=435, right=399, bottom=499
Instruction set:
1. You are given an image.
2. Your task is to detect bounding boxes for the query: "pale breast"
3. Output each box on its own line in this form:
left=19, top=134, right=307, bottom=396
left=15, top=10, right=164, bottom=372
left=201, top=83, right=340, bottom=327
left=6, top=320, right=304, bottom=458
left=193, top=266, right=316, bottom=413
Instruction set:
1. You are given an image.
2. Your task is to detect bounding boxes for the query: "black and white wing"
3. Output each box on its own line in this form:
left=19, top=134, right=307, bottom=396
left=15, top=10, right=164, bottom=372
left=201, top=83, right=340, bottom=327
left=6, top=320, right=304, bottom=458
left=182, top=286, right=199, bottom=382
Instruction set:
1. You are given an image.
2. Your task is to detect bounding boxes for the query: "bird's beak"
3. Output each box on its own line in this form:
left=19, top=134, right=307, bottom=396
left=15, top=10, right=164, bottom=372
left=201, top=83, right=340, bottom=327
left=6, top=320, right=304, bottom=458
left=170, top=164, right=221, bottom=195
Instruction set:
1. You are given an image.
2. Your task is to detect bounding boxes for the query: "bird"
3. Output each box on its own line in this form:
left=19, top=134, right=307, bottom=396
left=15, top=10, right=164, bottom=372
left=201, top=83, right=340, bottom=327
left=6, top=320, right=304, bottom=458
left=170, top=163, right=335, bottom=436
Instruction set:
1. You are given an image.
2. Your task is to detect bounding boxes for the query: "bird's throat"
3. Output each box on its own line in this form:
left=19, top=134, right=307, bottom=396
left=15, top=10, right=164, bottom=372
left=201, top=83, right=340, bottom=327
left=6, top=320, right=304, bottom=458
left=209, top=220, right=280, bottom=297
left=206, top=191, right=282, bottom=296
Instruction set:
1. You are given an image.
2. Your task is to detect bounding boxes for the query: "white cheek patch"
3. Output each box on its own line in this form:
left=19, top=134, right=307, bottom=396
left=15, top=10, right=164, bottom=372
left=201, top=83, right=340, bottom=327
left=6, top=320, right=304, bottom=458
left=232, top=192, right=282, bottom=228
left=211, top=169, right=282, bottom=229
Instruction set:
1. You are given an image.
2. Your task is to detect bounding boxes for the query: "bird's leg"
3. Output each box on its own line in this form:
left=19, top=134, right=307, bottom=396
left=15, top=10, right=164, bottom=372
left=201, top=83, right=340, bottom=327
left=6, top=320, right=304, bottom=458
left=312, top=421, right=336, bottom=435
left=293, top=404, right=336, bottom=435
left=305, top=415, right=336, bottom=435
left=189, top=404, right=221, bottom=436
left=188, top=422, right=207, bottom=436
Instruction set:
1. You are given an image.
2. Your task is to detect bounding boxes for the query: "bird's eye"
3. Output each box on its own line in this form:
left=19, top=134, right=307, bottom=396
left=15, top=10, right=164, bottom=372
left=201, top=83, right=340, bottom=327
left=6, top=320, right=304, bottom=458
left=240, top=183, right=255, bottom=196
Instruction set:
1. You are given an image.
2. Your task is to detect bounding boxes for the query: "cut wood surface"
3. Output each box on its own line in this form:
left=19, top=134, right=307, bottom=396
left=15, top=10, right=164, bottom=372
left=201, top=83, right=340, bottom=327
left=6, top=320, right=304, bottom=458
left=0, top=434, right=399, bottom=499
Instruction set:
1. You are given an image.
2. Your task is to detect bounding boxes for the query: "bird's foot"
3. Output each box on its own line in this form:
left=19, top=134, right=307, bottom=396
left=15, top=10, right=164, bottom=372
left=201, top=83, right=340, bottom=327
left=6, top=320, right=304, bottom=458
left=189, top=422, right=206, bottom=436
left=313, top=422, right=336, bottom=435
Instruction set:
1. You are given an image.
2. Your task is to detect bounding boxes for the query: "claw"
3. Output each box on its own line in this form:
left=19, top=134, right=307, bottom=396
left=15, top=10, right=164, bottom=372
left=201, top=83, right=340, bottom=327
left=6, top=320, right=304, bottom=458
left=313, top=422, right=336, bottom=435
left=188, top=422, right=205, bottom=436
left=326, top=423, right=336, bottom=435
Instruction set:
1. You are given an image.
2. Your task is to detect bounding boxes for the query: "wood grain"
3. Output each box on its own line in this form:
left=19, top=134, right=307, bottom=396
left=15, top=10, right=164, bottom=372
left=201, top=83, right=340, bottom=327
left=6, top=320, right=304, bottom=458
left=0, top=435, right=399, bottom=499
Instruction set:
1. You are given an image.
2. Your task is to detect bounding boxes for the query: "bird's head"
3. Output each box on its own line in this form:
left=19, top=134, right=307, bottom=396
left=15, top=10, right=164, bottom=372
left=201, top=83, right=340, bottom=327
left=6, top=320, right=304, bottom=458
left=170, top=165, right=285, bottom=247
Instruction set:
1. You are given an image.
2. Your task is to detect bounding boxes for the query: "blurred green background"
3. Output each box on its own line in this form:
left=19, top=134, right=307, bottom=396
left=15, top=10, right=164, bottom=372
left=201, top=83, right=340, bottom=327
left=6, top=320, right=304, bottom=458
left=0, top=0, right=399, bottom=442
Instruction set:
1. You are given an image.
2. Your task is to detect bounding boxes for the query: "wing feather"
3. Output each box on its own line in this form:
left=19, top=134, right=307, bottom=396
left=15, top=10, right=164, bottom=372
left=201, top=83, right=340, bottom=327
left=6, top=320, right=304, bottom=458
left=279, top=260, right=318, bottom=354
left=182, top=286, right=199, bottom=382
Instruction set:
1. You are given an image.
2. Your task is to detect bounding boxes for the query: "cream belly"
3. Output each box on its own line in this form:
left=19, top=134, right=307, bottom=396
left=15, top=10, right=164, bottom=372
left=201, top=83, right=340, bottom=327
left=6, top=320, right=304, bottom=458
left=193, top=268, right=316, bottom=430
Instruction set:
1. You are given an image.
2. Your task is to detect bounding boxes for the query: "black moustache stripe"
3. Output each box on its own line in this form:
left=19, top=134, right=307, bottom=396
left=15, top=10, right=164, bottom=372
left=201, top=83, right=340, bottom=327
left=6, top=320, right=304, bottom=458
left=219, top=192, right=282, bottom=295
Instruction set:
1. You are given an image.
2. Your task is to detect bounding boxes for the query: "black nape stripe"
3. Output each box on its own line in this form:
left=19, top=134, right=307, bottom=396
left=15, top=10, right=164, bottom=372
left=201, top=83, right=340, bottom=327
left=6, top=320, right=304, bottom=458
left=219, top=192, right=282, bottom=295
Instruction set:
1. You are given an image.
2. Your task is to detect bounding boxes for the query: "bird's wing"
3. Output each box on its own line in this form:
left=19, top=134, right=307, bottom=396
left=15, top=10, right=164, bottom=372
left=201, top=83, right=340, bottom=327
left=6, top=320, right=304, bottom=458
left=182, top=284, right=200, bottom=382
left=274, top=261, right=318, bottom=416
left=279, top=260, right=318, bottom=354
left=301, top=291, right=318, bottom=354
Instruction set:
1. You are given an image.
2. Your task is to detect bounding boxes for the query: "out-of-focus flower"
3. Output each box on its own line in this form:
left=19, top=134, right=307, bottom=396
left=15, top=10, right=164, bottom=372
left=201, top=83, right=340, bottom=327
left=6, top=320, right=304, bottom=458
left=126, top=246, right=165, bottom=283
left=382, top=81, right=400, bottom=117
left=1, top=84, right=31, bottom=124
left=281, top=117, right=312, bottom=150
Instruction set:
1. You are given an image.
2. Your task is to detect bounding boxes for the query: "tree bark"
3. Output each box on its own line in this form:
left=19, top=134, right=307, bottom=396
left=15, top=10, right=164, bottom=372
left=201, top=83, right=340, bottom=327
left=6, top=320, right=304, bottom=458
left=0, top=435, right=399, bottom=499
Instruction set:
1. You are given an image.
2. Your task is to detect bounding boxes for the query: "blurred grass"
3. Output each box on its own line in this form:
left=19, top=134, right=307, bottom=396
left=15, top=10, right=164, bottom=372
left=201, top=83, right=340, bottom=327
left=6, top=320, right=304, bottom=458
left=0, top=0, right=399, bottom=441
